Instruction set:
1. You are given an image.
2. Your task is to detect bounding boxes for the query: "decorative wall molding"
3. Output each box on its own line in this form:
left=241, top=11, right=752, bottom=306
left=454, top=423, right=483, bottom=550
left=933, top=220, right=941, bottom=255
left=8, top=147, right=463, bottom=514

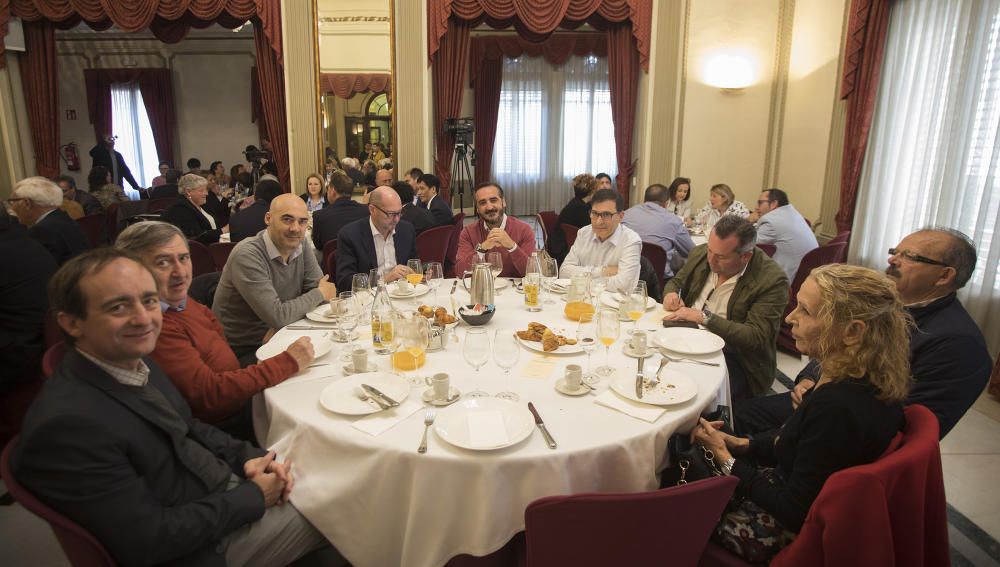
left=819, top=0, right=852, bottom=242
left=762, top=0, right=795, bottom=190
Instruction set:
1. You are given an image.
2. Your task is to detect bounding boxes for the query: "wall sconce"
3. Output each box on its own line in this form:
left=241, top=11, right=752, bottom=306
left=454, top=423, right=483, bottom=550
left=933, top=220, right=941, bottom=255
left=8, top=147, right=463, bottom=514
left=703, top=52, right=755, bottom=93
left=352, top=124, right=364, bottom=136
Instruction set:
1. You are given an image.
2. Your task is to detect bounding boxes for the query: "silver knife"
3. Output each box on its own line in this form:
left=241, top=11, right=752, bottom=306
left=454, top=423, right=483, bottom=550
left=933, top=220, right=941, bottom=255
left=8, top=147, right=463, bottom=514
left=450, top=280, right=459, bottom=295
left=635, top=355, right=645, bottom=399
left=527, top=402, right=557, bottom=449
left=362, top=384, right=400, bottom=408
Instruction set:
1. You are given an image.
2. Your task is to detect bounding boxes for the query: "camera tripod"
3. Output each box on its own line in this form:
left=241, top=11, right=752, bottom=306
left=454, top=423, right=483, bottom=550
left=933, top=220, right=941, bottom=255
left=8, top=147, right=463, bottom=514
left=450, top=143, right=475, bottom=211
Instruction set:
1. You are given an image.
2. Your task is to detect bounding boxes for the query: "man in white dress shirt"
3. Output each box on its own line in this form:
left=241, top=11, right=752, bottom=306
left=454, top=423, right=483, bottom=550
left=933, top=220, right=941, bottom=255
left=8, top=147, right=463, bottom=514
left=750, top=188, right=818, bottom=280
left=560, top=189, right=642, bottom=293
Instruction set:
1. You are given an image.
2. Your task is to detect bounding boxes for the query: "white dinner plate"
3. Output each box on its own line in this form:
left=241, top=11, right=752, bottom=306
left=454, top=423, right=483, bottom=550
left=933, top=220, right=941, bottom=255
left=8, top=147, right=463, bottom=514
left=516, top=332, right=583, bottom=354
left=319, top=372, right=411, bottom=416
left=256, top=332, right=334, bottom=361
left=388, top=283, right=431, bottom=299
left=546, top=278, right=571, bottom=293
left=305, top=304, right=339, bottom=324
left=434, top=397, right=535, bottom=450
left=461, top=277, right=510, bottom=290
left=653, top=327, right=726, bottom=355
left=600, top=291, right=658, bottom=311
left=609, top=369, right=698, bottom=406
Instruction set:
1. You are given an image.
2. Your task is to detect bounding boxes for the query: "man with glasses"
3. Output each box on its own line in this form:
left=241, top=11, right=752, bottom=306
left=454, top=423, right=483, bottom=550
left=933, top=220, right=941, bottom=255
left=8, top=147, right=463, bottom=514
left=560, top=189, right=642, bottom=293
left=335, top=186, right=418, bottom=292
left=750, top=188, right=818, bottom=280
left=8, top=176, right=89, bottom=265
left=214, top=194, right=338, bottom=365
left=735, top=228, right=991, bottom=438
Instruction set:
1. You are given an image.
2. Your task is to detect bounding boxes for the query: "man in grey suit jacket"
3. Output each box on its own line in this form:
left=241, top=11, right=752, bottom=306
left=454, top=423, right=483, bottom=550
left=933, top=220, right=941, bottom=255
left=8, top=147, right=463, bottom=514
left=751, top=188, right=818, bottom=280
left=11, top=248, right=331, bottom=566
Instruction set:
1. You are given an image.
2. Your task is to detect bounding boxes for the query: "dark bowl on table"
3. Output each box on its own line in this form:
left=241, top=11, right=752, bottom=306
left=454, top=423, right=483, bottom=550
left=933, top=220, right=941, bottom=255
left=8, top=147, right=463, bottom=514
left=458, top=304, right=496, bottom=326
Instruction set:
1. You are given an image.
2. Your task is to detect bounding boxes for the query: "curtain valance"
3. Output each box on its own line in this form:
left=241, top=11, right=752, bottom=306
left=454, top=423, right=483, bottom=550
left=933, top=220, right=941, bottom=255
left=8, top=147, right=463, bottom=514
left=320, top=73, right=391, bottom=99
left=469, top=33, right=606, bottom=87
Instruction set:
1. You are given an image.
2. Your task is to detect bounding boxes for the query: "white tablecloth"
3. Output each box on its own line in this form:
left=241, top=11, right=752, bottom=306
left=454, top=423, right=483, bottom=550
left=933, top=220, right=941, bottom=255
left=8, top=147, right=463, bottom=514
left=253, top=280, right=728, bottom=567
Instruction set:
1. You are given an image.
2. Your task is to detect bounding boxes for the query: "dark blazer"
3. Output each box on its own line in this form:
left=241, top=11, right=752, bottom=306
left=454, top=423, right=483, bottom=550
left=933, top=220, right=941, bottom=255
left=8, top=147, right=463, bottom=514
left=311, top=197, right=369, bottom=250
left=12, top=349, right=267, bottom=566
left=228, top=200, right=270, bottom=243
left=401, top=202, right=435, bottom=234
left=71, top=190, right=104, bottom=216
left=148, top=183, right=180, bottom=200
left=421, top=195, right=454, bottom=227
left=335, top=218, right=418, bottom=292
left=299, top=192, right=329, bottom=210
left=161, top=197, right=223, bottom=244
left=202, top=192, right=230, bottom=226
left=28, top=208, right=89, bottom=265
left=89, top=144, right=140, bottom=190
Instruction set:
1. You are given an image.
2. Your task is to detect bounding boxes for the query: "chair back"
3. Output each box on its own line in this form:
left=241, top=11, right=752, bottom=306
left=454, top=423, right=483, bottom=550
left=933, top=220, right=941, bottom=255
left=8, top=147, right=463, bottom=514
left=187, top=240, right=216, bottom=277
left=640, top=242, right=668, bottom=290
left=776, top=241, right=848, bottom=354
left=1, top=437, right=118, bottom=567
left=451, top=211, right=465, bottom=226
left=103, top=203, right=121, bottom=243
left=444, top=221, right=464, bottom=278
left=208, top=242, right=236, bottom=272
left=537, top=211, right=558, bottom=246
left=189, top=272, right=221, bottom=308
left=416, top=225, right=453, bottom=266
left=756, top=243, right=776, bottom=257
left=769, top=405, right=948, bottom=567
left=147, top=197, right=174, bottom=213
left=526, top=476, right=738, bottom=567
left=42, top=341, right=68, bottom=378
left=76, top=213, right=106, bottom=248
left=322, top=240, right=338, bottom=276
left=561, top=224, right=579, bottom=248
left=325, top=249, right=337, bottom=276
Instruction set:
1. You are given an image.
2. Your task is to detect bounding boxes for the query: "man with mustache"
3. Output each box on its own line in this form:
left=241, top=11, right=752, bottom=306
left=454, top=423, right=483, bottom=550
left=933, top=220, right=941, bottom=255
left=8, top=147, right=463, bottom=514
left=454, top=181, right=537, bottom=277
left=735, top=227, right=991, bottom=439
left=214, top=194, right=338, bottom=365
left=115, top=221, right=315, bottom=438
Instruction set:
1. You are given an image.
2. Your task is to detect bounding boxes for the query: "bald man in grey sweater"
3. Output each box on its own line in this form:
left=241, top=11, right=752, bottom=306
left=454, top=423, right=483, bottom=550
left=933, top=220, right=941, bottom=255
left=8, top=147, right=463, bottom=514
left=214, top=194, right=338, bottom=364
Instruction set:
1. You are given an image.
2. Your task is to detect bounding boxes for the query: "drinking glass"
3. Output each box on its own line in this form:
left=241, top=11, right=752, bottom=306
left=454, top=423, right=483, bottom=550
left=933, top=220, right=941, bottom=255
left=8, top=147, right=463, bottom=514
left=351, top=273, right=371, bottom=309
left=595, top=308, right=620, bottom=377
left=625, top=282, right=648, bottom=335
left=589, top=272, right=608, bottom=309
left=371, top=311, right=394, bottom=355
left=523, top=273, right=542, bottom=312
left=492, top=330, right=520, bottom=401
left=463, top=328, right=491, bottom=398
left=541, top=256, right=559, bottom=304
left=424, top=261, right=444, bottom=305
left=406, top=259, right=424, bottom=286
left=395, top=313, right=430, bottom=385
left=334, top=292, right=360, bottom=361
left=576, top=314, right=599, bottom=384
left=485, top=251, right=504, bottom=295
left=382, top=311, right=403, bottom=375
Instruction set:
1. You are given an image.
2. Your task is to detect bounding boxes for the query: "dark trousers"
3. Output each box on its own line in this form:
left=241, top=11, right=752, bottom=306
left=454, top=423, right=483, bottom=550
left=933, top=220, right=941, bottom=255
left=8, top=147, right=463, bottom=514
left=724, top=348, right=751, bottom=401
left=733, top=391, right=795, bottom=436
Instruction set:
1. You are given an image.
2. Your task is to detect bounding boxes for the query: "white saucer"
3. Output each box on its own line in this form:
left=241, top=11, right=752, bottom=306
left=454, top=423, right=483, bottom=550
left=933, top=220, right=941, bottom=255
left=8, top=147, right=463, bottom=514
left=422, top=387, right=462, bottom=406
left=342, top=363, right=379, bottom=375
left=622, top=344, right=656, bottom=359
left=555, top=378, right=590, bottom=396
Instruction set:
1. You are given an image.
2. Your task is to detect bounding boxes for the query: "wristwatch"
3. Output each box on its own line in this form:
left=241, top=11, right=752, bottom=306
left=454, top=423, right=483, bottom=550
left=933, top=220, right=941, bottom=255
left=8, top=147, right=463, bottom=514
left=701, top=307, right=714, bottom=326
left=721, top=456, right=735, bottom=476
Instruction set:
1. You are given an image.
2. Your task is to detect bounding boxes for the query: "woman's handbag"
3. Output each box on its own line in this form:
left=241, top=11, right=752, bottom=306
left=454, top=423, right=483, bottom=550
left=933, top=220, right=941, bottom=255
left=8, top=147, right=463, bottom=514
left=660, top=405, right=730, bottom=486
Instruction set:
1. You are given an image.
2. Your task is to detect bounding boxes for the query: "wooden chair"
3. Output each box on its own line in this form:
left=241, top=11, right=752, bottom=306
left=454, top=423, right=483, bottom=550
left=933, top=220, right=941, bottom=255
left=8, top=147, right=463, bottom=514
left=640, top=242, right=668, bottom=291
left=187, top=240, right=216, bottom=278
left=208, top=242, right=236, bottom=272
left=76, top=213, right=106, bottom=248
left=561, top=224, right=579, bottom=248
left=416, top=225, right=453, bottom=266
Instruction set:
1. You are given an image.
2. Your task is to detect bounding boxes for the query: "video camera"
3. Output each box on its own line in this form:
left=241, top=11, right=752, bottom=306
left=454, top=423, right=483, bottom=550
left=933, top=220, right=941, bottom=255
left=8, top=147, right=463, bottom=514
left=444, top=117, right=474, bottom=145
left=243, top=146, right=273, bottom=164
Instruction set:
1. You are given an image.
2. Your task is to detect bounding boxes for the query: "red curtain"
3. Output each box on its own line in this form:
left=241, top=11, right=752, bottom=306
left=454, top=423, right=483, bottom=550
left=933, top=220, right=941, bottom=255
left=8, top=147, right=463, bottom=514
left=835, top=0, right=892, bottom=233
left=469, top=34, right=607, bottom=186
left=253, top=17, right=290, bottom=192
left=607, top=23, right=638, bottom=204
left=83, top=68, right=177, bottom=165
left=428, top=0, right=651, bottom=71
left=431, top=18, right=472, bottom=201
left=321, top=73, right=391, bottom=99
left=20, top=20, right=59, bottom=178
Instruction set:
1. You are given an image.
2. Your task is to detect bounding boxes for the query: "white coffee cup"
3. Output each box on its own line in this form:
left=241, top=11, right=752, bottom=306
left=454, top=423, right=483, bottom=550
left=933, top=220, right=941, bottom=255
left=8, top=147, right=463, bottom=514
left=425, top=373, right=450, bottom=400
left=395, top=279, right=410, bottom=294
left=630, top=330, right=647, bottom=354
left=564, top=364, right=583, bottom=389
left=351, top=348, right=368, bottom=372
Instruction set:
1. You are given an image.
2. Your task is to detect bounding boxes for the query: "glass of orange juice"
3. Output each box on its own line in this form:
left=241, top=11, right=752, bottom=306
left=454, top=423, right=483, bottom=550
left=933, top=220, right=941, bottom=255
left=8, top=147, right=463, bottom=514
left=392, top=312, right=429, bottom=385
left=625, top=281, right=647, bottom=335
left=406, top=259, right=424, bottom=286
left=523, top=273, right=542, bottom=312
left=596, top=308, right=620, bottom=377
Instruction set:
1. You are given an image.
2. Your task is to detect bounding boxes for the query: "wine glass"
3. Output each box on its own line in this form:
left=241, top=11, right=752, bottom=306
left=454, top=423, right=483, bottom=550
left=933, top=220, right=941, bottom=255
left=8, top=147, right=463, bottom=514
left=424, top=261, right=444, bottom=305
left=595, top=308, right=620, bottom=377
left=492, top=330, right=520, bottom=401
left=485, top=251, right=504, bottom=295
left=334, top=292, right=360, bottom=361
left=590, top=269, right=608, bottom=309
left=406, top=259, right=424, bottom=286
left=541, top=256, right=559, bottom=304
left=463, top=328, right=491, bottom=398
left=352, top=273, right=371, bottom=309
left=576, top=314, right=599, bottom=385
left=625, top=282, right=648, bottom=335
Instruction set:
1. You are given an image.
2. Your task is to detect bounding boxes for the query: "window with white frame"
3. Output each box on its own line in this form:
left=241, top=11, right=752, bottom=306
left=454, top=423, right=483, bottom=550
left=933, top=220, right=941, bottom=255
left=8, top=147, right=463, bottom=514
left=111, top=83, right=159, bottom=196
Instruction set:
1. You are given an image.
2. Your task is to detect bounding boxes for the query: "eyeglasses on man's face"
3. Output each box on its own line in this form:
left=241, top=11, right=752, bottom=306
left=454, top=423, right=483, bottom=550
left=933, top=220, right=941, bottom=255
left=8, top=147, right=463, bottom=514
left=372, top=203, right=402, bottom=219
left=589, top=210, right=618, bottom=221
left=887, top=248, right=949, bottom=267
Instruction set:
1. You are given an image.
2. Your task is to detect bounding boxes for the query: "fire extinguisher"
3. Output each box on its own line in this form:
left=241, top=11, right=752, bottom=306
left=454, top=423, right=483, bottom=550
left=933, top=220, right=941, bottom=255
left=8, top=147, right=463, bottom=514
left=60, top=142, right=81, bottom=171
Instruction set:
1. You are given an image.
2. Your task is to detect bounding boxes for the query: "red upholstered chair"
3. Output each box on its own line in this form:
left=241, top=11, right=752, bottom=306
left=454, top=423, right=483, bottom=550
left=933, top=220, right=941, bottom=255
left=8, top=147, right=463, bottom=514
left=1, top=437, right=117, bottom=567
left=42, top=341, right=68, bottom=378
left=524, top=476, right=739, bottom=567
left=321, top=240, right=338, bottom=276
left=76, top=213, right=106, bottom=248
left=776, top=241, right=848, bottom=354
left=444, top=220, right=464, bottom=278
left=641, top=242, right=668, bottom=290
left=451, top=211, right=465, bottom=226
left=561, top=224, right=579, bottom=248
left=416, top=225, right=453, bottom=266
left=103, top=203, right=121, bottom=243
left=756, top=243, right=776, bottom=257
left=147, top=196, right=175, bottom=213
left=325, top=249, right=337, bottom=276
left=537, top=211, right=558, bottom=247
left=208, top=242, right=236, bottom=272
left=187, top=240, right=216, bottom=278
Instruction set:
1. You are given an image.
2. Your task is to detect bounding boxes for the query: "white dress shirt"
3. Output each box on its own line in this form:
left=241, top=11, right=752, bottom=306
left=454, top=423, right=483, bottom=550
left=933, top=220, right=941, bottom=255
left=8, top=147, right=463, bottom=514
left=560, top=224, right=643, bottom=293
left=369, top=218, right=397, bottom=274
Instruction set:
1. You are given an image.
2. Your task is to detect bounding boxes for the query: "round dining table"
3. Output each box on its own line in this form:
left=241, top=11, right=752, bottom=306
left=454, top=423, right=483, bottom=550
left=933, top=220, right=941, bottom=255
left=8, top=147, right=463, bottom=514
left=252, top=278, right=729, bottom=567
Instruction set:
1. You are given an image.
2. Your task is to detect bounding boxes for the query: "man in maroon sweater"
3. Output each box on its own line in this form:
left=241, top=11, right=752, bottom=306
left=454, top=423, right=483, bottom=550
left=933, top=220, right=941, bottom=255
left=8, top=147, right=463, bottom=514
left=115, top=221, right=315, bottom=439
left=454, top=181, right=537, bottom=277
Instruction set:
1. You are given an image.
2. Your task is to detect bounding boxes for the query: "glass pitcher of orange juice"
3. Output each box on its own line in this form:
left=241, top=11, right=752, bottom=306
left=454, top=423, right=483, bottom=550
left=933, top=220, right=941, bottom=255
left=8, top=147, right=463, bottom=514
left=564, top=274, right=595, bottom=321
left=391, top=312, right=429, bottom=384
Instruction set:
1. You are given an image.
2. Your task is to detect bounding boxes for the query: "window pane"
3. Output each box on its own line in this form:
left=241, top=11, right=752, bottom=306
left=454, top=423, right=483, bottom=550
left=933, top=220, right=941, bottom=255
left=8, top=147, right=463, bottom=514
left=111, top=83, right=160, bottom=195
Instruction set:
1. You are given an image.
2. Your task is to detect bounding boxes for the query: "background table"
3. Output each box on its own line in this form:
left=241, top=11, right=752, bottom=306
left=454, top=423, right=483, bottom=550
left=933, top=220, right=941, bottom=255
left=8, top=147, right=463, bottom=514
left=253, top=279, right=728, bottom=567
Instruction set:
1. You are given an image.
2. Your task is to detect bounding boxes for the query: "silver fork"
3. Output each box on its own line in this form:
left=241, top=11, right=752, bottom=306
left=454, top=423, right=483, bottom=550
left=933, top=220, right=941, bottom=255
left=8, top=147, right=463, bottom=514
left=417, top=411, right=437, bottom=453
left=648, top=357, right=669, bottom=386
left=659, top=353, right=721, bottom=367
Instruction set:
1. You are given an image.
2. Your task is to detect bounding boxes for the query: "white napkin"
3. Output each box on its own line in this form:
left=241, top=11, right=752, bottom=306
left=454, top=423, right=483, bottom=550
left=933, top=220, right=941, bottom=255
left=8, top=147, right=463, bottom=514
left=594, top=390, right=667, bottom=423
left=352, top=399, right=423, bottom=436
left=467, top=410, right=509, bottom=447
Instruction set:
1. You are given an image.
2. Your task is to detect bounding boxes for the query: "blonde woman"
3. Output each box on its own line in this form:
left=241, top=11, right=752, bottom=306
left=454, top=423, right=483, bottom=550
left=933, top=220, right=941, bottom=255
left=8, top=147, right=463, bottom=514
left=693, top=183, right=750, bottom=230
left=693, top=264, right=911, bottom=563
left=299, top=173, right=328, bottom=213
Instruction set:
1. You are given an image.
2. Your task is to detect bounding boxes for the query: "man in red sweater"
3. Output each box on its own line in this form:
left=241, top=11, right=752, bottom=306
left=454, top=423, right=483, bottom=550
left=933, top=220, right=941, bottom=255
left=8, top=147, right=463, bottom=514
left=454, top=182, right=536, bottom=277
left=115, top=221, right=315, bottom=439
